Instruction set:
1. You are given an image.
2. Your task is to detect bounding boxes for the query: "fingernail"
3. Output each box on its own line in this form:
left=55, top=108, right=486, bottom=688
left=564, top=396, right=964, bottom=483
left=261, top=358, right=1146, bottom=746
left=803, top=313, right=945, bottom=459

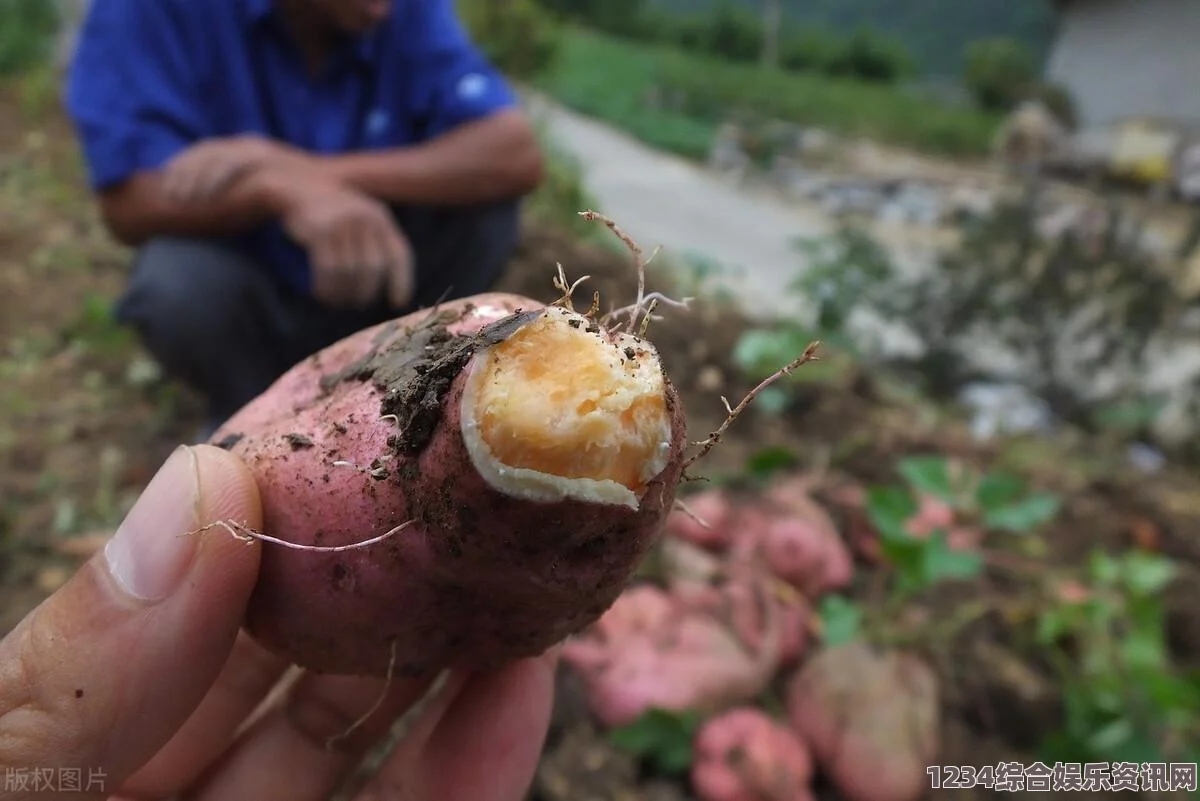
left=104, top=445, right=202, bottom=601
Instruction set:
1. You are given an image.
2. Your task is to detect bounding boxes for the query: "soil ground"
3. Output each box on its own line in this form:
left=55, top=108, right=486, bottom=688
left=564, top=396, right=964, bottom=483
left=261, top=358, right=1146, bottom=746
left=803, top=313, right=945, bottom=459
left=2, top=91, right=1198, bottom=799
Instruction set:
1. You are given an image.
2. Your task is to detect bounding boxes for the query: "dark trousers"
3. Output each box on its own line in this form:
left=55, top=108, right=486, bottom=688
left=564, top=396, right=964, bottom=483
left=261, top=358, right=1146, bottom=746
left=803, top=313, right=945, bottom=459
left=116, top=201, right=520, bottom=427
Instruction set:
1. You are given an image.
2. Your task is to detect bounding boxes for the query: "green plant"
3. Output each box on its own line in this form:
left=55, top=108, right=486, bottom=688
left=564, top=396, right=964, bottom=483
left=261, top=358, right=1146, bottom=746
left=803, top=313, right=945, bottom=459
left=866, top=455, right=1060, bottom=597
left=1037, top=551, right=1200, bottom=764
left=536, top=29, right=999, bottom=159
left=457, top=0, right=560, bottom=80
left=818, top=594, right=863, bottom=646
left=0, top=0, right=60, bottom=77
left=820, top=187, right=1197, bottom=436
left=964, top=37, right=1037, bottom=112
left=789, top=225, right=894, bottom=336
left=609, top=708, right=704, bottom=775
left=824, top=27, right=915, bottom=85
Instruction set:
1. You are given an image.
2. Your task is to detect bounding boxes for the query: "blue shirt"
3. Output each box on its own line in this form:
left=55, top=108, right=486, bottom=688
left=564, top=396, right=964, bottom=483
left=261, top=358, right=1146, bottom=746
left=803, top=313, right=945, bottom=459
left=65, top=0, right=518, bottom=295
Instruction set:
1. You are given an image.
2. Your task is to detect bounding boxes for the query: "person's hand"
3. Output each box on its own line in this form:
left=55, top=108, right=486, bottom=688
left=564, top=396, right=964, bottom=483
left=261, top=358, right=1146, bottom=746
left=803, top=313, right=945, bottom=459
left=161, top=134, right=311, bottom=204
left=273, top=174, right=416, bottom=310
left=0, top=445, right=557, bottom=801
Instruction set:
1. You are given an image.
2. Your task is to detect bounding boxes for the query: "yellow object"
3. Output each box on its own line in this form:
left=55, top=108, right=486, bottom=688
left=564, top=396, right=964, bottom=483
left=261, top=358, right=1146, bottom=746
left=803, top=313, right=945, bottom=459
left=1108, top=118, right=1179, bottom=185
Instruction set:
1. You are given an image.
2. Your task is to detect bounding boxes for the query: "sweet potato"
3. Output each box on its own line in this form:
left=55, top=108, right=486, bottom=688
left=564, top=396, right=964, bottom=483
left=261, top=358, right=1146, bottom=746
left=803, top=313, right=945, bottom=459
left=666, top=489, right=737, bottom=549
left=786, top=641, right=940, bottom=801
left=759, top=477, right=853, bottom=595
left=211, top=293, right=687, bottom=677
left=561, top=584, right=786, bottom=727
left=692, top=708, right=815, bottom=801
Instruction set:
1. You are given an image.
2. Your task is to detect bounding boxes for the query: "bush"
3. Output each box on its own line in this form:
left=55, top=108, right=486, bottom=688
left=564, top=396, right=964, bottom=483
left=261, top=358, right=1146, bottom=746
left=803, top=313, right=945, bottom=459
left=655, top=52, right=996, bottom=156
left=825, top=28, right=915, bottom=85
left=778, top=28, right=840, bottom=74
left=457, top=0, right=560, bottom=80
left=964, top=37, right=1037, bottom=112
left=0, top=0, right=60, bottom=77
left=537, top=0, right=644, bottom=38
left=700, top=1, right=763, bottom=63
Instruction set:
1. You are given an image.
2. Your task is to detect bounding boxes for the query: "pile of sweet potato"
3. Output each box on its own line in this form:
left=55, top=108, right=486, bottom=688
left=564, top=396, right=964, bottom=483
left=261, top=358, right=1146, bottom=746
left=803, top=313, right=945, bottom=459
left=562, top=477, right=941, bottom=801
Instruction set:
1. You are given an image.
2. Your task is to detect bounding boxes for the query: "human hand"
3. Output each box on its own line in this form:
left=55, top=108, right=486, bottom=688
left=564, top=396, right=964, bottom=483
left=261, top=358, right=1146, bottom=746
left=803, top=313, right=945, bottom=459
left=161, top=134, right=310, bottom=204
left=0, top=445, right=557, bottom=801
left=272, top=173, right=416, bottom=310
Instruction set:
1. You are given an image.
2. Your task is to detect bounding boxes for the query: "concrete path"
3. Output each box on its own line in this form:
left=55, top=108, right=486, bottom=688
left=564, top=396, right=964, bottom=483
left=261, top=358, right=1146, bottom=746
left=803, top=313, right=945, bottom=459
left=528, top=97, right=832, bottom=316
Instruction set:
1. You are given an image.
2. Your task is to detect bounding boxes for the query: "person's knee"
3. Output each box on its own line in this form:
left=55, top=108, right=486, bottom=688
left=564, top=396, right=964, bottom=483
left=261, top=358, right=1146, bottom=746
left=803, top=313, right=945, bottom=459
left=408, top=201, right=522, bottom=305
left=118, top=238, right=256, bottom=343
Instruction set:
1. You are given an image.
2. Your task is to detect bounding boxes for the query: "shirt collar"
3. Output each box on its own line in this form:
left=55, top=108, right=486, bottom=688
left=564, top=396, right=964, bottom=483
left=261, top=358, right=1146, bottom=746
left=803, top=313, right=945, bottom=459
left=241, top=0, right=382, bottom=64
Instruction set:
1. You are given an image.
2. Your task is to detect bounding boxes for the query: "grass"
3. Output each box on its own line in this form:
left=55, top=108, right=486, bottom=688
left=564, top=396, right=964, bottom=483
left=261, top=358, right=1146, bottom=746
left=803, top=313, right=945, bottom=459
left=534, top=27, right=1002, bottom=161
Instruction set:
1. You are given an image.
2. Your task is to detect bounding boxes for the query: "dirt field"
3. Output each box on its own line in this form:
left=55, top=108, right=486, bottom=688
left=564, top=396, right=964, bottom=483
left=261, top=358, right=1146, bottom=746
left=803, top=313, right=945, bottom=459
left=2, top=90, right=1198, bottom=799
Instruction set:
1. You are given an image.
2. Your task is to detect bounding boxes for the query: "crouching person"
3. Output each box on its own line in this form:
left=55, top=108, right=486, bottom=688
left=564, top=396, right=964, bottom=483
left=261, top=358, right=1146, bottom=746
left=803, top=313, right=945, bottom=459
left=65, top=0, right=544, bottom=437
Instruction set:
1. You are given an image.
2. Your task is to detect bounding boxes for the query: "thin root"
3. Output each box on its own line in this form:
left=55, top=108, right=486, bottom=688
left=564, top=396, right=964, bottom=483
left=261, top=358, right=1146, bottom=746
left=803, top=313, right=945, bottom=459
left=390, top=667, right=451, bottom=743
left=188, top=519, right=414, bottom=552
left=326, top=639, right=399, bottom=750
left=672, top=498, right=712, bottom=531
left=579, top=209, right=689, bottom=335
left=681, top=341, right=822, bottom=472
left=551, top=263, right=592, bottom=312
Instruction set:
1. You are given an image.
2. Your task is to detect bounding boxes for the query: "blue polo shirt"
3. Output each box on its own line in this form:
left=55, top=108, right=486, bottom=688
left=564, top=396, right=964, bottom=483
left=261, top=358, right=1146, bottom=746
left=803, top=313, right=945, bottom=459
left=65, top=0, right=518, bottom=295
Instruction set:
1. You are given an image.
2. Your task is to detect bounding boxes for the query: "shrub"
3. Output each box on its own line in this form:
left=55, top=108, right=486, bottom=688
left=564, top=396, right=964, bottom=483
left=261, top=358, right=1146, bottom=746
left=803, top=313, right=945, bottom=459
left=825, top=28, right=916, bottom=85
left=779, top=28, right=841, bottom=74
left=701, top=1, right=764, bottom=63
left=0, top=0, right=60, bottom=77
left=457, top=0, right=560, bottom=80
left=964, top=37, right=1038, bottom=112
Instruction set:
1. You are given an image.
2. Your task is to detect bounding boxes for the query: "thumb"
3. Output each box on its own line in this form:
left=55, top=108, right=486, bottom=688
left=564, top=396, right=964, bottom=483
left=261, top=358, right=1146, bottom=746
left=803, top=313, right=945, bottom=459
left=0, top=444, right=263, bottom=798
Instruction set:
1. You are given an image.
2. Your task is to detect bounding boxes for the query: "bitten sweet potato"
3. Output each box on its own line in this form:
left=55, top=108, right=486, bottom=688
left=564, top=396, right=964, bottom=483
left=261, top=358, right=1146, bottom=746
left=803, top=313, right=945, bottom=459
left=211, top=293, right=687, bottom=677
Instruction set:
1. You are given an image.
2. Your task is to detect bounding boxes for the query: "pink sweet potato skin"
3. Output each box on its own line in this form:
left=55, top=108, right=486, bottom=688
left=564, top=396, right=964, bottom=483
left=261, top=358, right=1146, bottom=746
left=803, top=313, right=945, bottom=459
left=786, top=641, right=940, bottom=801
left=692, top=708, right=815, bottom=801
left=213, top=294, right=687, bottom=677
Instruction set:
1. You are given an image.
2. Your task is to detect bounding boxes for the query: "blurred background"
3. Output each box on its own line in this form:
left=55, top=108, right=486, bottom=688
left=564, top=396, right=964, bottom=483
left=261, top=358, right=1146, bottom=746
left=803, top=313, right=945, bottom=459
left=2, top=0, right=1198, bottom=798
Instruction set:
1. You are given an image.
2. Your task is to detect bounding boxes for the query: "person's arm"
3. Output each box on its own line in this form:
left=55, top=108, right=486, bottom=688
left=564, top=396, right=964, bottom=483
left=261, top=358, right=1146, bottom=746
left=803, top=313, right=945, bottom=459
left=315, top=108, right=543, bottom=207
left=65, top=0, right=284, bottom=246
left=98, top=169, right=286, bottom=247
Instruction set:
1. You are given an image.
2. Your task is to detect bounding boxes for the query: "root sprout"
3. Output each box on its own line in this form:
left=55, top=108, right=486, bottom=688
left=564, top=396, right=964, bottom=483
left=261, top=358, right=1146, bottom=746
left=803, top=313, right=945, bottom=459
left=682, top=341, right=822, bottom=474
left=189, top=519, right=414, bottom=552
left=326, top=638, right=399, bottom=750
left=578, top=209, right=691, bottom=335
left=673, top=498, right=713, bottom=531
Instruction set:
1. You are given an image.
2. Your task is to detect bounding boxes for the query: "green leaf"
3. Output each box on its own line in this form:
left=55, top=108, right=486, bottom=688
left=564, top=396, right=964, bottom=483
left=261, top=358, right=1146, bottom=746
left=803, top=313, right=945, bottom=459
left=818, top=596, right=862, bottom=646
left=1120, top=630, right=1167, bottom=673
left=731, top=327, right=811, bottom=380
left=608, top=709, right=701, bottom=776
left=865, top=485, right=917, bottom=539
left=982, top=492, right=1060, bottom=533
left=753, top=386, right=791, bottom=415
left=1120, top=552, right=1176, bottom=597
left=1036, top=609, right=1069, bottom=645
left=1088, top=551, right=1121, bottom=586
left=1087, top=717, right=1134, bottom=754
left=879, top=534, right=927, bottom=594
left=746, top=446, right=800, bottom=480
left=975, top=470, right=1026, bottom=511
left=896, top=456, right=955, bottom=504
left=656, top=737, right=695, bottom=775
left=922, top=531, right=985, bottom=583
